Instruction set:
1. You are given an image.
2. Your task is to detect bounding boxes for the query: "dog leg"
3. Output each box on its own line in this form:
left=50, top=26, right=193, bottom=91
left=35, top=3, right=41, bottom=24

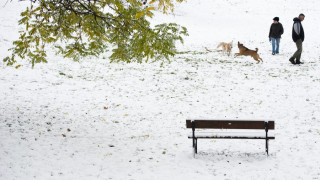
left=257, top=59, right=260, bottom=64
left=222, top=47, right=226, bottom=55
left=259, top=58, right=263, bottom=62
left=253, top=57, right=260, bottom=63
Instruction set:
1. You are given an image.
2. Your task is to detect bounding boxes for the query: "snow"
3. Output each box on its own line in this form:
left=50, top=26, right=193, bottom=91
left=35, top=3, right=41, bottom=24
left=1, top=0, right=320, bottom=179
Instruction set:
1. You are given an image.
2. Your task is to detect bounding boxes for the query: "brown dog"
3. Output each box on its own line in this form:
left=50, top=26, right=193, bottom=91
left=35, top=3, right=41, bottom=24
left=234, top=41, right=263, bottom=63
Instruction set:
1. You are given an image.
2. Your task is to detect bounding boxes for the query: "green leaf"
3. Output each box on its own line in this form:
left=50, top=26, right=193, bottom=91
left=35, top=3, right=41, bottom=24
left=15, top=65, right=22, bottom=69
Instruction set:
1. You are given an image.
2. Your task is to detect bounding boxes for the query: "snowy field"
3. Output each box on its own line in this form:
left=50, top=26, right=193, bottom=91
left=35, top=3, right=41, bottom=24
left=1, top=0, right=320, bottom=179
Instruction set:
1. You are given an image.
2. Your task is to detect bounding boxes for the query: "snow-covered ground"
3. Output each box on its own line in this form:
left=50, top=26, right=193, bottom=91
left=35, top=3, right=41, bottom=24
left=1, top=0, right=320, bottom=179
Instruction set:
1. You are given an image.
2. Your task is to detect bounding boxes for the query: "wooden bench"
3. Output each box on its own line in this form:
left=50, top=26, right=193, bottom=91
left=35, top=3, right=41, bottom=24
left=186, top=119, right=275, bottom=156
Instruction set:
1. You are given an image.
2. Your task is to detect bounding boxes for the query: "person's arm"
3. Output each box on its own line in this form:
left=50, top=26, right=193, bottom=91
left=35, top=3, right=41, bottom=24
left=293, top=22, right=300, bottom=35
left=269, top=25, right=272, bottom=41
left=280, top=24, right=284, bottom=35
left=269, top=24, right=272, bottom=38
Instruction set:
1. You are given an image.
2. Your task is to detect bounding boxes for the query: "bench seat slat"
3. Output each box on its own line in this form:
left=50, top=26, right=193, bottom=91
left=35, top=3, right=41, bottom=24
left=188, top=132, right=275, bottom=139
left=186, top=120, right=275, bottom=130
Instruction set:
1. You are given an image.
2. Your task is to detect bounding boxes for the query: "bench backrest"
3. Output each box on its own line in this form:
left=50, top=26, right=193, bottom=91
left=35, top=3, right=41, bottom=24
left=186, top=119, right=275, bottom=130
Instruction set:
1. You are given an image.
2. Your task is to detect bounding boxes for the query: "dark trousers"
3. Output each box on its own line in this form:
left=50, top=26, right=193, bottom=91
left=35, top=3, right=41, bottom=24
left=291, top=39, right=303, bottom=62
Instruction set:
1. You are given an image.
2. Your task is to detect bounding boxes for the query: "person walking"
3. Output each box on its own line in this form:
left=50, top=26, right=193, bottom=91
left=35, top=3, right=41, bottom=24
left=289, top=13, right=305, bottom=64
left=269, top=17, right=284, bottom=55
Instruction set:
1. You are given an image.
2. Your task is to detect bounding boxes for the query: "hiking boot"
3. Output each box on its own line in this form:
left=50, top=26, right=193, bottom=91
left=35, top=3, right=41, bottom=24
left=296, top=60, right=304, bottom=65
left=272, top=53, right=275, bottom=55
left=289, top=57, right=295, bottom=64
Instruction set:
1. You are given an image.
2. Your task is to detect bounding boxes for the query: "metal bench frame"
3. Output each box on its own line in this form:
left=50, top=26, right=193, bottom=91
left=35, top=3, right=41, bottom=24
left=186, top=119, right=275, bottom=156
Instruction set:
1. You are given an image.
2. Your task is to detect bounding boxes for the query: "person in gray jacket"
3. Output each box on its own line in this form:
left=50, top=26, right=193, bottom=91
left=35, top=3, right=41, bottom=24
left=289, top=13, right=305, bottom=64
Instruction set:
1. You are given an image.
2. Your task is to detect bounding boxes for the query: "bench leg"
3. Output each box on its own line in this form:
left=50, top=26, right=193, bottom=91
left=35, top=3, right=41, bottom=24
left=195, top=138, right=198, bottom=154
left=265, top=139, right=269, bottom=155
left=193, top=138, right=197, bottom=157
left=192, top=138, right=194, bottom=147
left=192, top=137, right=195, bottom=148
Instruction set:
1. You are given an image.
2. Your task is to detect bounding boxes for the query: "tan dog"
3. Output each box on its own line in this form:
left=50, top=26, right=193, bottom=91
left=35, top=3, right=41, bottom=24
left=234, top=41, right=263, bottom=63
left=217, top=41, right=233, bottom=56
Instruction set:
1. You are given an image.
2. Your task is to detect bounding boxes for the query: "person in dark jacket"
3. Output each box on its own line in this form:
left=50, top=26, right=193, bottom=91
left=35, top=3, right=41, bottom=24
left=269, top=17, right=284, bottom=55
left=289, top=13, right=305, bottom=64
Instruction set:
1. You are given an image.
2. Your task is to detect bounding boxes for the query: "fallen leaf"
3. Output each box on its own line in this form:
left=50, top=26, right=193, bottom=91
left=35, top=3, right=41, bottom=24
left=15, top=65, right=22, bottom=69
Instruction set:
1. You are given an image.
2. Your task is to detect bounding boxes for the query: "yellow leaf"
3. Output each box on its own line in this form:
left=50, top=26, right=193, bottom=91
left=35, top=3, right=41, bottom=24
left=124, top=114, right=129, bottom=116
left=135, top=11, right=145, bottom=19
left=104, top=153, right=112, bottom=156
left=149, top=0, right=156, bottom=4
left=146, top=7, right=156, bottom=11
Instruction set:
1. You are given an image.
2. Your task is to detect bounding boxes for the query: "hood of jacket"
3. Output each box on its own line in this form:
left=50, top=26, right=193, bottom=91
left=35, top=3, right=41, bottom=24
left=293, top=17, right=300, bottom=22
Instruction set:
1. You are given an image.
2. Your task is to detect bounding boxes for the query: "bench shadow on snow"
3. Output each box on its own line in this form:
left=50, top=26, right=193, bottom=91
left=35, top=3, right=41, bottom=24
left=195, top=150, right=275, bottom=162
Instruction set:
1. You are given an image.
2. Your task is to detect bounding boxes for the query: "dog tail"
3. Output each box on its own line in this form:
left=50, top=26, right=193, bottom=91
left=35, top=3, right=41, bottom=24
left=205, top=47, right=213, bottom=52
left=255, top=48, right=259, bottom=52
left=217, top=43, right=222, bottom=49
